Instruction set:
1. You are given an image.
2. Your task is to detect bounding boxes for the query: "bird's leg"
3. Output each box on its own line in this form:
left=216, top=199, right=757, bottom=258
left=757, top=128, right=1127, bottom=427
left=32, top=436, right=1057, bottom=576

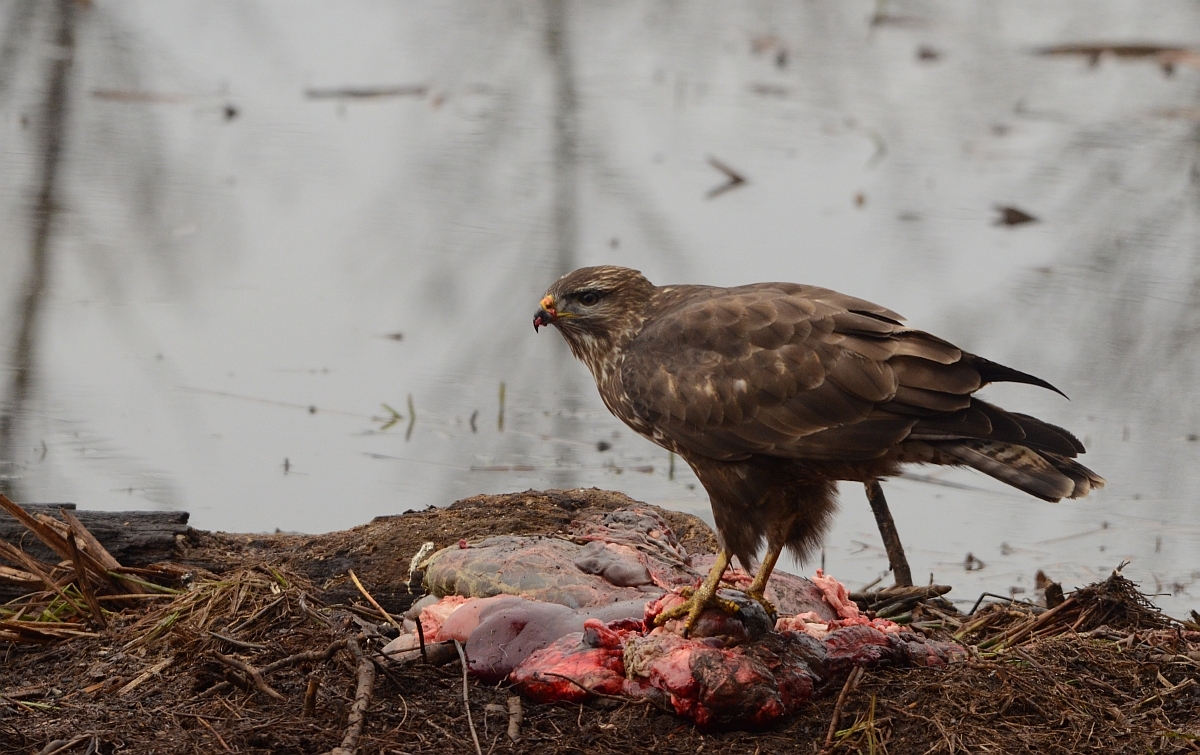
left=744, top=542, right=780, bottom=616
left=653, top=549, right=741, bottom=635
left=865, top=479, right=913, bottom=587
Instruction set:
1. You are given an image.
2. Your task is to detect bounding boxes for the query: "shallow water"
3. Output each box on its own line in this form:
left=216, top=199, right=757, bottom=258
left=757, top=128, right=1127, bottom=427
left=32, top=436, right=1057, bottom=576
left=1, top=1, right=1198, bottom=615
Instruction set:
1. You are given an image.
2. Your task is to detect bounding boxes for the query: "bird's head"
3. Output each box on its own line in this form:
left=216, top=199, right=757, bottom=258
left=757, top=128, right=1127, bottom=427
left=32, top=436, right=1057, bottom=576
left=534, top=265, right=656, bottom=368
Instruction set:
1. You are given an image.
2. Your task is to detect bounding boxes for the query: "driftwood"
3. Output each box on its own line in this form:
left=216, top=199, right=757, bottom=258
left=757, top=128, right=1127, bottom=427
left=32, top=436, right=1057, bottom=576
left=0, top=503, right=188, bottom=566
left=0, top=502, right=188, bottom=603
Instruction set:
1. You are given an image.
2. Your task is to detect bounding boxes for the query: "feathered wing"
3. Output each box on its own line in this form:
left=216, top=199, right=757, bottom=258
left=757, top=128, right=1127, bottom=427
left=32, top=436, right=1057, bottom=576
left=620, top=283, right=1104, bottom=501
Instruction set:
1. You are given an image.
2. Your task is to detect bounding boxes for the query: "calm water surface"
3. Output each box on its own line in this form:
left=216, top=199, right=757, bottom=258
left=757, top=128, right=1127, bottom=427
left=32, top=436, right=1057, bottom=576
left=2, top=1, right=1199, bottom=615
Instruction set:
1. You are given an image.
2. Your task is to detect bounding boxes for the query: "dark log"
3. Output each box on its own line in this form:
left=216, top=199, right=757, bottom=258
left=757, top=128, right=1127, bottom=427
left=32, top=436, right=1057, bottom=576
left=0, top=503, right=189, bottom=567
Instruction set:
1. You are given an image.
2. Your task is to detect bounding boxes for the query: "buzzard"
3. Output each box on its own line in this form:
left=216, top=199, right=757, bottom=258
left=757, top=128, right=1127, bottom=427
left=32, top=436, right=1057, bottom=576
left=534, top=266, right=1103, bottom=632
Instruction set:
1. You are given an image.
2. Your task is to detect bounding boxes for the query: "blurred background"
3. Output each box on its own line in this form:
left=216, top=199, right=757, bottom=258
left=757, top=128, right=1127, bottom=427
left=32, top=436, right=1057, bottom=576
left=1, top=0, right=1198, bottom=615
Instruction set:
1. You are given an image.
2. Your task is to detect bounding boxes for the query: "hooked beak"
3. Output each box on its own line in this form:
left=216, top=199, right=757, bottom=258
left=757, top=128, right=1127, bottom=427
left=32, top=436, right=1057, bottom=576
left=533, top=294, right=557, bottom=332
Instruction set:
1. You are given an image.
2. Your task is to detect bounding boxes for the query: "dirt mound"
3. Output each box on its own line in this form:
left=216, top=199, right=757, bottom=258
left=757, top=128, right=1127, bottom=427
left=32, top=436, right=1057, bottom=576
left=2, top=490, right=1199, bottom=754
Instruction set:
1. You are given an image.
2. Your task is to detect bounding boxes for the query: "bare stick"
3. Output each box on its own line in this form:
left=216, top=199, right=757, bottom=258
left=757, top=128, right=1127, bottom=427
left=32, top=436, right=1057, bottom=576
left=61, top=507, right=148, bottom=596
left=454, top=640, right=483, bottom=755
left=506, top=696, right=522, bottom=742
left=230, top=594, right=285, bottom=633
left=348, top=569, right=403, bottom=632
left=211, top=651, right=285, bottom=701
left=191, top=638, right=349, bottom=701
left=823, top=666, right=864, bottom=751
left=0, top=540, right=86, bottom=615
left=706, top=155, right=748, bottom=198
left=209, top=632, right=267, bottom=650
left=415, top=611, right=428, bottom=663
left=330, top=636, right=376, bottom=755
left=58, top=508, right=121, bottom=569
left=267, top=638, right=349, bottom=673
left=66, top=532, right=106, bottom=629
left=196, top=716, right=234, bottom=753
left=865, top=480, right=912, bottom=587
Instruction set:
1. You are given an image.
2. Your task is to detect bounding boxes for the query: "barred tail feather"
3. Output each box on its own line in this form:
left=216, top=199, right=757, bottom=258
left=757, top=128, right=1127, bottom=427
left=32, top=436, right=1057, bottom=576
left=936, top=441, right=1105, bottom=502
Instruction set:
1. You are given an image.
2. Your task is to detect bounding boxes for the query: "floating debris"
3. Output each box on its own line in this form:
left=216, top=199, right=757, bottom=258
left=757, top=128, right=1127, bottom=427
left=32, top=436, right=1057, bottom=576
left=994, top=204, right=1038, bottom=226
left=304, top=85, right=428, bottom=99
left=405, top=393, right=416, bottom=441
left=377, top=403, right=403, bottom=431
left=91, top=90, right=189, bottom=103
left=1036, top=43, right=1200, bottom=75
left=497, top=382, right=506, bottom=432
left=748, top=83, right=790, bottom=97
left=706, top=156, right=748, bottom=199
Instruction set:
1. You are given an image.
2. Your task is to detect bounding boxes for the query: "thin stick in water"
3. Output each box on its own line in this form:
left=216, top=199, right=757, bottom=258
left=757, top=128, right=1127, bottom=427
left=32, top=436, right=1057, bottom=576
left=405, top=393, right=416, bottom=441
left=497, top=382, right=506, bottom=432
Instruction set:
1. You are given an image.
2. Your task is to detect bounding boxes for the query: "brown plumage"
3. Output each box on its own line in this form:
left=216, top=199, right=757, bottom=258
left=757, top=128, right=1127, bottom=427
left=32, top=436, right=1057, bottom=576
left=534, top=265, right=1103, bottom=627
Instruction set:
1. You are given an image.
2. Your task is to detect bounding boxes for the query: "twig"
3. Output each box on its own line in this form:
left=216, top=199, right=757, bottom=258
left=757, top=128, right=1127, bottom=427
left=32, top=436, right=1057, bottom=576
left=66, top=532, right=106, bottom=630
left=414, top=609, right=429, bottom=663
left=0, top=494, right=75, bottom=562
left=497, top=382, right=506, bottom=432
left=506, top=696, right=522, bottom=742
left=823, top=666, right=865, bottom=751
left=405, top=393, right=416, bottom=441
left=196, top=716, right=234, bottom=753
left=348, top=569, right=403, bottom=632
left=455, top=640, right=483, bottom=755
left=330, top=636, right=376, bottom=755
left=230, top=594, right=286, bottom=632
left=706, top=155, right=748, bottom=198
left=305, top=85, right=427, bottom=99
left=865, top=480, right=912, bottom=586
left=60, top=507, right=148, bottom=595
left=377, top=640, right=458, bottom=667
left=193, top=638, right=348, bottom=701
left=118, top=657, right=173, bottom=696
left=209, top=632, right=267, bottom=650
left=211, top=651, right=286, bottom=701
left=980, top=595, right=1078, bottom=650
left=0, top=540, right=87, bottom=615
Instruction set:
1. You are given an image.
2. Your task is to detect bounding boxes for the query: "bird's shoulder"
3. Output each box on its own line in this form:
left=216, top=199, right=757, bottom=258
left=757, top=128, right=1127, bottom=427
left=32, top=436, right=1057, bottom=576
left=634, top=281, right=906, bottom=355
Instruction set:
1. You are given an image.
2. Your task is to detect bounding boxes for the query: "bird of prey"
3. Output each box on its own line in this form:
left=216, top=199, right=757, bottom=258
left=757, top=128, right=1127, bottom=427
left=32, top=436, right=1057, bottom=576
left=533, top=265, right=1104, bottom=632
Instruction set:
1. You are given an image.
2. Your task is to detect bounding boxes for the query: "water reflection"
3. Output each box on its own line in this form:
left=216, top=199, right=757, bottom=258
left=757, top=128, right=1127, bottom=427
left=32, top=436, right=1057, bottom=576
left=0, top=1, right=1198, bottom=616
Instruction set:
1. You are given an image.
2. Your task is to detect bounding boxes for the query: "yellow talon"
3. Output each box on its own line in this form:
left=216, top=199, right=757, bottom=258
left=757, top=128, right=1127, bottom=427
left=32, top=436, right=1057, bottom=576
left=654, top=550, right=732, bottom=636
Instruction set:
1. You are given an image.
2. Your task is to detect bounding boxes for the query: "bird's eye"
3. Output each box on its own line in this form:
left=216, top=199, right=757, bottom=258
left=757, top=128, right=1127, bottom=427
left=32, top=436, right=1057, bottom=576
left=579, top=291, right=601, bottom=306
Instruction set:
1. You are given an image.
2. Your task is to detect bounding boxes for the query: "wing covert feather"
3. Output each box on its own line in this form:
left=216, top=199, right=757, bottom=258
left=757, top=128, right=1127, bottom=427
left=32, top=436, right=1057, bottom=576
left=620, top=282, right=1069, bottom=462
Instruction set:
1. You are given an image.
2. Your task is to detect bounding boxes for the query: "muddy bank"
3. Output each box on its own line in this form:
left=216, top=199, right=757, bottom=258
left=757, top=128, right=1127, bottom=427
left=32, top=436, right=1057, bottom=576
left=2, top=489, right=1198, bottom=754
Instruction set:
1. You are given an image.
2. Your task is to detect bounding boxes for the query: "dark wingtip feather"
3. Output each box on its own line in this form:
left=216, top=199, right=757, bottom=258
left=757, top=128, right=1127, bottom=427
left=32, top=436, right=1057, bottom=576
left=966, top=354, right=1069, bottom=399
left=1010, top=413, right=1087, bottom=455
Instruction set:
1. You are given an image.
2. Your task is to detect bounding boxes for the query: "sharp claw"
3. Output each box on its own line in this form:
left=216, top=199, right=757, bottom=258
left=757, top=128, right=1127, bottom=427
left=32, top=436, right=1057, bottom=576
left=746, top=591, right=776, bottom=617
